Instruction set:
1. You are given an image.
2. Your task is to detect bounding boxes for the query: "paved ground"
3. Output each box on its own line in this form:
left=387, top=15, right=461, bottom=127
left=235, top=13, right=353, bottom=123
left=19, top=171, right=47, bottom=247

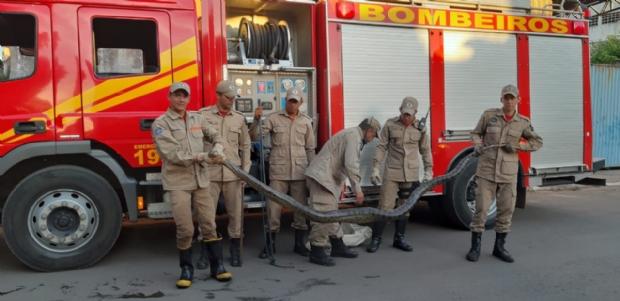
left=589, top=168, right=620, bottom=184
left=1, top=172, right=619, bottom=301
left=528, top=168, right=620, bottom=192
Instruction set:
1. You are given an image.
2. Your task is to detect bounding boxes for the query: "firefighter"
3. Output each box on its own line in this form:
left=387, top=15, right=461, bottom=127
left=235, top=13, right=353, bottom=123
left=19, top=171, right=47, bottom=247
left=367, top=97, right=433, bottom=253
left=250, top=86, right=316, bottom=259
left=151, top=82, right=231, bottom=288
left=466, top=84, right=543, bottom=263
left=196, top=80, right=251, bottom=268
left=304, top=117, right=382, bottom=266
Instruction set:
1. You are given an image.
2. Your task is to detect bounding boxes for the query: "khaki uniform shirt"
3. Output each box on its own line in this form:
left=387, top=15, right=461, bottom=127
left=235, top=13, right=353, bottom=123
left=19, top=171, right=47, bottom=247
left=305, top=127, right=363, bottom=199
left=152, top=108, right=224, bottom=190
left=198, top=106, right=251, bottom=182
left=471, top=108, right=543, bottom=183
left=372, top=116, right=433, bottom=182
left=249, top=109, right=316, bottom=181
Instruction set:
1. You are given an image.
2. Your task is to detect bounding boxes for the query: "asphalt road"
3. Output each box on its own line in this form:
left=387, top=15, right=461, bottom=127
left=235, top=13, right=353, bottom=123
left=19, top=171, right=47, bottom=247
left=1, top=183, right=619, bottom=301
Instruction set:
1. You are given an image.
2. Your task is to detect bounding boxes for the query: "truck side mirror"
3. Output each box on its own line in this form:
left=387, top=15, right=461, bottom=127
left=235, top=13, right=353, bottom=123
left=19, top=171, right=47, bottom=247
left=0, top=46, right=11, bottom=81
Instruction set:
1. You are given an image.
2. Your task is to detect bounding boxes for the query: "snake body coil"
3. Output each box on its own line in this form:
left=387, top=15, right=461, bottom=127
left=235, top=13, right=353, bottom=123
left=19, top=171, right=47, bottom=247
left=209, top=144, right=503, bottom=224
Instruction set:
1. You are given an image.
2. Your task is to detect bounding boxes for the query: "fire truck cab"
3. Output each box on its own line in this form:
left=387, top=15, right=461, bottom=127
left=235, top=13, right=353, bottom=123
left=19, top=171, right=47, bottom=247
left=0, top=0, right=602, bottom=272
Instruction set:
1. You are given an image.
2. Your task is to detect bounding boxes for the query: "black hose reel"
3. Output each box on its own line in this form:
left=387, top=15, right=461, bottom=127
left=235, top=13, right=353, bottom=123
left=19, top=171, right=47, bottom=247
left=238, top=17, right=291, bottom=65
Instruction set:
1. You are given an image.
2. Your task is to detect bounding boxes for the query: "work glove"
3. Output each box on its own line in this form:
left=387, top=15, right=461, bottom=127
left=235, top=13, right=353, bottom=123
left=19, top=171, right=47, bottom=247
left=502, top=142, right=521, bottom=154
left=196, top=152, right=209, bottom=163
left=208, top=143, right=226, bottom=161
left=474, top=144, right=485, bottom=156
left=422, top=171, right=433, bottom=183
left=370, top=167, right=381, bottom=186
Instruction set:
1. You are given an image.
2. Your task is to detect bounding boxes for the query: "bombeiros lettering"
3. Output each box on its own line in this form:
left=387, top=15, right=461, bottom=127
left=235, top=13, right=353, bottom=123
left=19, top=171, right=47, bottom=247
left=357, top=3, right=571, bottom=34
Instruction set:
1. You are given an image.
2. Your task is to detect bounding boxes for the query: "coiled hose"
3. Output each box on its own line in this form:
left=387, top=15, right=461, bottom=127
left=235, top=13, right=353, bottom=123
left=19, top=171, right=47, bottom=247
left=238, top=18, right=290, bottom=62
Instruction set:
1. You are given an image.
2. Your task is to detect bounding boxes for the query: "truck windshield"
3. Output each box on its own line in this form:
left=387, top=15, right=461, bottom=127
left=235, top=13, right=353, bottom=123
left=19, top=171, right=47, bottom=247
left=0, top=12, right=36, bottom=82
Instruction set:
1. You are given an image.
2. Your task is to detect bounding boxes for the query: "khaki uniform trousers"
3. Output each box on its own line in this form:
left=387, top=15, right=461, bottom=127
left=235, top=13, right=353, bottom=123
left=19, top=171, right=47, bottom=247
left=469, top=177, right=517, bottom=233
left=169, top=188, right=215, bottom=249
left=377, top=179, right=418, bottom=217
left=267, top=180, right=309, bottom=232
left=306, top=177, right=344, bottom=247
left=209, top=180, right=244, bottom=239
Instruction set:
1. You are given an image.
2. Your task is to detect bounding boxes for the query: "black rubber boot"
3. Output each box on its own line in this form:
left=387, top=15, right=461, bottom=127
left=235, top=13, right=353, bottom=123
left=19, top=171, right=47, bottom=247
left=176, top=247, right=194, bottom=288
left=293, top=230, right=310, bottom=257
left=466, top=232, right=482, bottom=262
left=329, top=237, right=358, bottom=258
left=205, top=234, right=233, bottom=282
left=393, top=216, right=413, bottom=252
left=196, top=241, right=209, bottom=270
left=367, top=221, right=387, bottom=253
left=309, top=243, right=336, bottom=266
left=493, top=232, right=514, bottom=263
left=258, top=231, right=276, bottom=259
left=230, top=238, right=241, bottom=267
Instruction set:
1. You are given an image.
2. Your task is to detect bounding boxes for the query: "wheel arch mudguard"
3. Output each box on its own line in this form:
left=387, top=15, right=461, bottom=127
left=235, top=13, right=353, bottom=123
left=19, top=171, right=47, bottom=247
left=0, top=141, right=138, bottom=221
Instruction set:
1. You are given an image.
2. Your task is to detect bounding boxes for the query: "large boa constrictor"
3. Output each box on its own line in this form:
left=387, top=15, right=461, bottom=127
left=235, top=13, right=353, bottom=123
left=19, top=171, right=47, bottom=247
left=206, top=144, right=504, bottom=224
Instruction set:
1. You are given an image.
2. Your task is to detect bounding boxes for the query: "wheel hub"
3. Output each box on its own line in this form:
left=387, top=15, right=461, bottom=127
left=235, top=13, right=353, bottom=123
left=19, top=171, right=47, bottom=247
left=52, top=210, right=76, bottom=230
left=28, top=190, right=99, bottom=253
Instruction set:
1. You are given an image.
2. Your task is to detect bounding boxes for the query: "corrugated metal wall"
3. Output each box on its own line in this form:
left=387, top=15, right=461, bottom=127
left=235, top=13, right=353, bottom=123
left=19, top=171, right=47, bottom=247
left=591, top=64, right=620, bottom=167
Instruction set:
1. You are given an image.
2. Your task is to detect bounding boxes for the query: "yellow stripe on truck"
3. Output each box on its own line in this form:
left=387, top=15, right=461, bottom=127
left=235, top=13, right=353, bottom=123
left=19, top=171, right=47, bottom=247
left=84, top=76, right=172, bottom=113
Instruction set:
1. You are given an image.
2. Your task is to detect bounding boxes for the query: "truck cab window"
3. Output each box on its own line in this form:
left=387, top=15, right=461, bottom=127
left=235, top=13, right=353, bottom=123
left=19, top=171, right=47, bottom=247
left=0, top=12, right=36, bottom=82
left=92, top=18, right=159, bottom=78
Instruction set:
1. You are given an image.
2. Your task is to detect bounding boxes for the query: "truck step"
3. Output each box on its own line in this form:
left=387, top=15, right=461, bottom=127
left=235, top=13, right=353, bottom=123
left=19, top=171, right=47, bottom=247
left=244, top=201, right=265, bottom=209
left=147, top=202, right=180, bottom=219
left=146, top=201, right=267, bottom=219
left=140, top=180, right=162, bottom=186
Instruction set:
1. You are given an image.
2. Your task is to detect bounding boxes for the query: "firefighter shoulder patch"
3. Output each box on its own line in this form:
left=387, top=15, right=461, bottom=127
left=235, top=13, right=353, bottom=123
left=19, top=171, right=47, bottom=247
left=155, top=127, right=163, bottom=135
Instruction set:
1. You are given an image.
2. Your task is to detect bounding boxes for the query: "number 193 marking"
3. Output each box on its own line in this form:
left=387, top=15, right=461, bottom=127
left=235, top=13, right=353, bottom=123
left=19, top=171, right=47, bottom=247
left=134, top=149, right=160, bottom=165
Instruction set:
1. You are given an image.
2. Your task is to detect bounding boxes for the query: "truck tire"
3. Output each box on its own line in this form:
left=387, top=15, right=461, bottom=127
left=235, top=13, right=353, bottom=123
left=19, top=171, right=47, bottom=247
left=2, top=165, right=123, bottom=272
left=442, top=156, right=496, bottom=230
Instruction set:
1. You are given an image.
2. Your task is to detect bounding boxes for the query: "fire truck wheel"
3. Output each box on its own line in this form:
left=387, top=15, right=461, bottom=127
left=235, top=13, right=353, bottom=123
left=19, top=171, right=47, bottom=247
left=1, top=165, right=122, bottom=272
left=442, top=156, right=497, bottom=230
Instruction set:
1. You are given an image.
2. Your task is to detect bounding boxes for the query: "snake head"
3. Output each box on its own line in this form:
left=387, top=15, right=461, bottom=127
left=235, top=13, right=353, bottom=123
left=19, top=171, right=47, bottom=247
left=204, top=155, right=225, bottom=165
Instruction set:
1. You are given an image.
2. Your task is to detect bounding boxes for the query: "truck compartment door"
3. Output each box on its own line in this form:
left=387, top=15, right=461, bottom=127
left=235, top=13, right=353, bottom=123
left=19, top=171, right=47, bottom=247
left=529, top=36, right=585, bottom=172
left=339, top=24, right=431, bottom=187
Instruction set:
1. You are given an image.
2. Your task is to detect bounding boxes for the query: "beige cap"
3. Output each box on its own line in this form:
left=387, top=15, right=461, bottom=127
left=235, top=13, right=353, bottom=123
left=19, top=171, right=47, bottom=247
left=401, top=97, right=418, bottom=115
left=170, top=82, right=190, bottom=95
left=363, top=116, right=382, bottom=139
left=216, top=80, right=239, bottom=98
left=501, top=84, right=519, bottom=97
left=286, top=87, right=302, bottom=101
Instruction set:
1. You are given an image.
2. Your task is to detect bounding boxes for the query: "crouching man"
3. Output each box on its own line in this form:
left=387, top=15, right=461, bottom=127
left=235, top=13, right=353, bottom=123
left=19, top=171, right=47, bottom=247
left=304, top=117, right=382, bottom=266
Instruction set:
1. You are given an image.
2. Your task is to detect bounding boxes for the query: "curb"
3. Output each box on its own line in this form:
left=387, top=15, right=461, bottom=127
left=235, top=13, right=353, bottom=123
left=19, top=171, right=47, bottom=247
left=528, top=180, right=620, bottom=192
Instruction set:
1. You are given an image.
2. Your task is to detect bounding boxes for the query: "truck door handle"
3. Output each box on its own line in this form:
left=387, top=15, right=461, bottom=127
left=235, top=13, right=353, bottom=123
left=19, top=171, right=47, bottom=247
left=140, top=118, right=155, bottom=131
left=14, top=121, right=46, bottom=134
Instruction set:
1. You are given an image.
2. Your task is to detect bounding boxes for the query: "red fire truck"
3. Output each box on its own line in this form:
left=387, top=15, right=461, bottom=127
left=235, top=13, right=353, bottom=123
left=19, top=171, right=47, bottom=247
left=0, top=0, right=602, bottom=272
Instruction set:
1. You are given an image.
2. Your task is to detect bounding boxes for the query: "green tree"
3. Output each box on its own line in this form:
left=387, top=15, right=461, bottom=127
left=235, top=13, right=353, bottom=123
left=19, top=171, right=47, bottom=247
left=591, top=35, right=620, bottom=64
